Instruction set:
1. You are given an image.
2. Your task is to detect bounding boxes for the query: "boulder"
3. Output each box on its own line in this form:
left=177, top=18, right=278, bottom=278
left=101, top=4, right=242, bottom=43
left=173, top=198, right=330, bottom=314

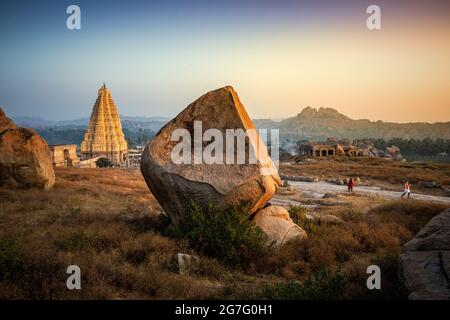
left=422, top=181, right=436, bottom=189
left=252, top=205, right=307, bottom=246
left=140, top=86, right=281, bottom=223
left=336, top=144, right=346, bottom=156
left=176, top=253, right=200, bottom=275
left=322, top=193, right=337, bottom=199
left=318, top=215, right=345, bottom=225
left=386, top=145, right=403, bottom=160
left=277, top=186, right=297, bottom=195
left=0, top=110, right=55, bottom=190
left=399, top=208, right=450, bottom=300
left=0, top=107, right=17, bottom=132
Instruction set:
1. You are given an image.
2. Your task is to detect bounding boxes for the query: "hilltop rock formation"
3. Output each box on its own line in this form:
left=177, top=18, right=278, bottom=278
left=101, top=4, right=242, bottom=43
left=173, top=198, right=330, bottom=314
left=253, top=106, right=450, bottom=141
left=0, top=108, right=55, bottom=190
left=399, top=208, right=450, bottom=300
left=141, top=86, right=281, bottom=224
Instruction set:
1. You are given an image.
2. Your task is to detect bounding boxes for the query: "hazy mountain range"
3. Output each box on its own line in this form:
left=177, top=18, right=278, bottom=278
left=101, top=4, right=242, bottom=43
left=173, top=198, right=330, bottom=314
left=254, top=107, right=450, bottom=141
left=12, top=107, right=450, bottom=142
left=13, top=115, right=170, bottom=131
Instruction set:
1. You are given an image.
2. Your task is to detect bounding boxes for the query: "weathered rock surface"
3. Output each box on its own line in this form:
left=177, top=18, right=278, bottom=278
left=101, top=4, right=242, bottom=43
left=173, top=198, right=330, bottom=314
left=0, top=109, right=54, bottom=190
left=0, top=107, right=17, bottom=132
left=176, top=253, right=200, bottom=275
left=141, top=86, right=281, bottom=223
left=318, top=214, right=345, bottom=225
left=0, top=127, right=55, bottom=190
left=399, top=208, right=450, bottom=300
left=252, top=205, right=307, bottom=246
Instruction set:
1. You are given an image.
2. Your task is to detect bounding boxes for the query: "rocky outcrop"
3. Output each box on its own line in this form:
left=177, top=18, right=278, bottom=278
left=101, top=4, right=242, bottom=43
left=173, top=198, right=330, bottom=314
left=252, top=205, right=307, bottom=246
left=141, top=86, right=281, bottom=224
left=0, top=125, right=55, bottom=190
left=386, top=145, right=403, bottom=160
left=399, top=208, right=450, bottom=300
left=0, top=107, right=17, bottom=132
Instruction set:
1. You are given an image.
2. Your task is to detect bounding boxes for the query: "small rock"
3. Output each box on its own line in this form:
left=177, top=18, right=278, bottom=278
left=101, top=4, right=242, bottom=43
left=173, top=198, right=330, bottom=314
left=318, top=215, right=345, bottom=225
left=176, top=253, right=200, bottom=275
left=423, top=181, right=436, bottom=189
left=323, top=193, right=337, bottom=199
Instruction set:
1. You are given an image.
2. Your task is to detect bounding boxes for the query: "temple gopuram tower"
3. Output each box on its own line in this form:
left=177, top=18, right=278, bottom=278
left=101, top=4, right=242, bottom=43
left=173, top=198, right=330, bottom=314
left=81, top=84, right=128, bottom=166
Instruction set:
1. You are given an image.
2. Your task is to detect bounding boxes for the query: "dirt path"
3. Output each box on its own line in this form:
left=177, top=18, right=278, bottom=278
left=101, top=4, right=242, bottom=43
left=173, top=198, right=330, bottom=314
left=275, top=181, right=450, bottom=204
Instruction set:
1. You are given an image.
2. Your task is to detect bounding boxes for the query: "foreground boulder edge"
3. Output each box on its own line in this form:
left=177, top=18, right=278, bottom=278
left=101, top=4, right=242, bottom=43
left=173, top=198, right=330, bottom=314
left=0, top=108, right=55, bottom=190
left=140, top=86, right=281, bottom=224
left=399, top=208, right=450, bottom=300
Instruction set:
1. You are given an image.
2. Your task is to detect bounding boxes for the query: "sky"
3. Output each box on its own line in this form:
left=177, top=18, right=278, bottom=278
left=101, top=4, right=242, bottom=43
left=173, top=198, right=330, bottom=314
left=0, top=0, right=449, bottom=123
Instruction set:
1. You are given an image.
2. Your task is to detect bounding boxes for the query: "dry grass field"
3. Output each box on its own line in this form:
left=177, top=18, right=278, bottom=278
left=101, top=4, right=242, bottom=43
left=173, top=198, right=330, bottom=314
left=0, top=165, right=448, bottom=299
left=280, top=157, right=450, bottom=196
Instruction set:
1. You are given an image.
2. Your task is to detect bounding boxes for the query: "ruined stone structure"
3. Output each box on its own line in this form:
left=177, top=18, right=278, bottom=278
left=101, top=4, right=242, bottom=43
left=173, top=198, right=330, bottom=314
left=299, top=143, right=337, bottom=157
left=81, top=84, right=128, bottom=166
left=299, top=139, right=371, bottom=158
left=48, top=144, right=80, bottom=167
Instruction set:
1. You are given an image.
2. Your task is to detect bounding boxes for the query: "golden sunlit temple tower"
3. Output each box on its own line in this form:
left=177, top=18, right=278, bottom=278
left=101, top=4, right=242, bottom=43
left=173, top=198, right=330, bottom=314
left=81, top=84, right=128, bottom=166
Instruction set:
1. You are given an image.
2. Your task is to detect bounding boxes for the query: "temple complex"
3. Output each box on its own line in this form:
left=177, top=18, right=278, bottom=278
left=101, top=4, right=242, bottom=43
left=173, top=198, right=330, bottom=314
left=81, top=84, right=128, bottom=166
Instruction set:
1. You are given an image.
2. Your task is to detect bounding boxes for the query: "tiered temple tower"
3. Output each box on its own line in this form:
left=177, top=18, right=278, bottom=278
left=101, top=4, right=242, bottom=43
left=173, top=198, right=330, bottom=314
left=81, top=84, right=128, bottom=166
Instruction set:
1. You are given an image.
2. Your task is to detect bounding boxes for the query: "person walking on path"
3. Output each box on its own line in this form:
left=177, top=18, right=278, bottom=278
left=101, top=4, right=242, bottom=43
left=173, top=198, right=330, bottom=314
left=401, top=181, right=411, bottom=199
left=347, top=177, right=355, bottom=192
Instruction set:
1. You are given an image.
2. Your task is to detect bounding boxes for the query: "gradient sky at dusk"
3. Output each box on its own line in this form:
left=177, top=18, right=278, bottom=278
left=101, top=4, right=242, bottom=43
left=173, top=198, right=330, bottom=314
left=1, top=0, right=449, bottom=122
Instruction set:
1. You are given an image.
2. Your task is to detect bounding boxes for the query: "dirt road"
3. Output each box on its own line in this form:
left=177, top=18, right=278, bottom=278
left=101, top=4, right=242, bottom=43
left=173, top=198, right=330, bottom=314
left=274, top=181, right=450, bottom=204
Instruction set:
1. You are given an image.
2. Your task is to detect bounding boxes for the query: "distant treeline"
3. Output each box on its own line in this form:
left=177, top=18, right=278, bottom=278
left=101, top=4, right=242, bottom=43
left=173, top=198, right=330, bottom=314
left=123, top=128, right=155, bottom=147
left=35, top=127, right=155, bottom=148
left=371, top=138, right=450, bottom=159
left=35, top=127, right=85, bottom=145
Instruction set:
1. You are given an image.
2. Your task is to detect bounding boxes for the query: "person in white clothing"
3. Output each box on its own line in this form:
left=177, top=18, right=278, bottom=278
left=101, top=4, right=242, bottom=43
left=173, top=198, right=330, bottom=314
left=401, top=181, right=411, bottom=199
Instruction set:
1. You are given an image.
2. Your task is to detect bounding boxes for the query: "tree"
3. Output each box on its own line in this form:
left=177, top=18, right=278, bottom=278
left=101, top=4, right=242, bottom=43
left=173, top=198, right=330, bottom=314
left=96, top=157, right=112, bottom=168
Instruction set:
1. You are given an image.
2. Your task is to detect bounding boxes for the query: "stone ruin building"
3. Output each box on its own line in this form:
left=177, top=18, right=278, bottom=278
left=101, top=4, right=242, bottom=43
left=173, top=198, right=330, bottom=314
left=48, top=144, right=80, bottom=167
left=299, top=138, right=371, bottom=157
left=81, top=84, right=128, bottom=166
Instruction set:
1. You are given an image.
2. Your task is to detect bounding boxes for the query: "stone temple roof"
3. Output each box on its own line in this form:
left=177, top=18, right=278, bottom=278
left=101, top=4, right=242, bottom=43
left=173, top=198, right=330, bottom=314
left=81, top=84, right=128, bottom=155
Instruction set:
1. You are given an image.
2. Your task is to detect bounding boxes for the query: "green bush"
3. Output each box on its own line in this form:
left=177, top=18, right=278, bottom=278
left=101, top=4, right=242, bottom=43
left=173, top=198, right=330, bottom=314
left=366, top=253, right=408, bottom=300
left=261, top=267, right=347, bottom=300
left=288, top=205, right=317, bottom=234
left=57, top=231, right=96, bottom=251
left=96, top=157, right=112, bottom=168
left=170, top=202, right=267, bottom=267
left=0, top=237, right=20, bottom=281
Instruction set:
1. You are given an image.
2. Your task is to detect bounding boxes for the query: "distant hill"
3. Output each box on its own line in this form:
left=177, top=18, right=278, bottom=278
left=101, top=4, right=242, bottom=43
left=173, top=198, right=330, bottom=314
left=254, top=107, right=450, bottom=141
left=11, top=115, right=169, bottom=147
left=12, top=108, right=450, bottom=144
left=12, top=115, right=169, bottom=131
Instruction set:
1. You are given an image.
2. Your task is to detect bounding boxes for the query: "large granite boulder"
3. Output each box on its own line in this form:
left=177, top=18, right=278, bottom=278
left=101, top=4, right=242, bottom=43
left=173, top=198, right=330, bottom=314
left=0, top=107, right=17, bottom=132
left=140, top=86, right=281, bottom=224
left=252, top=205, right=307, bottom=246
left=0, top=109, right=55, bottom=190
left=399, top=208, right=450, bottom=300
